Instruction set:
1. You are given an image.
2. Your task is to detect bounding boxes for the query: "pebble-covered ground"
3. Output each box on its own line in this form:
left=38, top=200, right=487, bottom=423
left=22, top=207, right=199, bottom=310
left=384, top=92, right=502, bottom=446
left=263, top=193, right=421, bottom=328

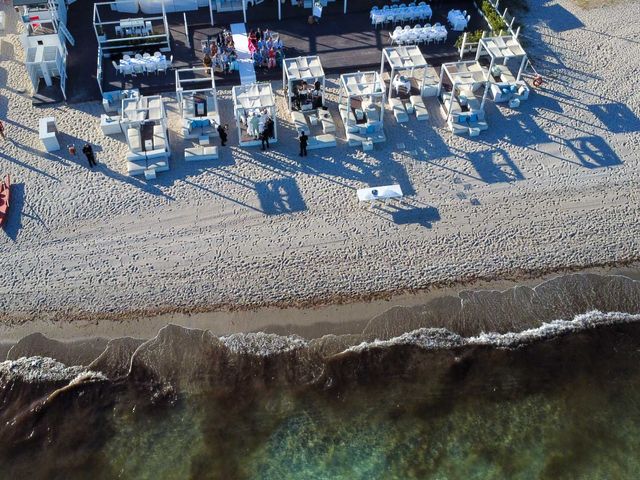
left=0, top=0, right=639, bottom=319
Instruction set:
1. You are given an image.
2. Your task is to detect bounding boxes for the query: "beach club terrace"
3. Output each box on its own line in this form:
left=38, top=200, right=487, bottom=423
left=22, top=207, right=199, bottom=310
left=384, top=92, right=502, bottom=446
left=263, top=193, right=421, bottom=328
left=63, top=0, right=489, bottom=101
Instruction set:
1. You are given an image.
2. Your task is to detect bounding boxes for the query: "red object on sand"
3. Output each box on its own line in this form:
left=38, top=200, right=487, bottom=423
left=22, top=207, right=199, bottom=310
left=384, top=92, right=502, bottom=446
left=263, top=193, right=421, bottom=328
left=0, top=175, right=10, bottom=228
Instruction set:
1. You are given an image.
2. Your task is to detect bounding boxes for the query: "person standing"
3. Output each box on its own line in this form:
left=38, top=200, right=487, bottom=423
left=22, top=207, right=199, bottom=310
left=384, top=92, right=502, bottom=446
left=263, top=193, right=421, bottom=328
left=266, top=116, right=274, bottom=139
left=82, top=143, right=97, bottom=168
left=260, top=126, right=270, bottom=151
left=217, top=123, right=228, bottom=146
left=298, top=130, right=308, bottom=157
left=0, top=120, right=5, bottom=141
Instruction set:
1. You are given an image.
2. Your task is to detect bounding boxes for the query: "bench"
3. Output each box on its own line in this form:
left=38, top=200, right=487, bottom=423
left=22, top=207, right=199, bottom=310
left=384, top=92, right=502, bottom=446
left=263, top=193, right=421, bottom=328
left=307, top=134, right=336, bottom=150
left=389, top=98, right=408, bottom=123
left=152, top=125, right=166, bottom=150
left=127, top=127, right=142, bottom=152
left=410, top=96, right=429, bottom=121
left=185, top=146, right=218, bottom=162
left=318, top=110, right=335, bottom=133
left=290, top=111, right=309, bottom=135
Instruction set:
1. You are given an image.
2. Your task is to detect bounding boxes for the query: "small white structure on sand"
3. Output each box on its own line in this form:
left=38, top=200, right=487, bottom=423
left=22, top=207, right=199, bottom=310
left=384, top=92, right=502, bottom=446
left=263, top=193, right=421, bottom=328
left=476, top=35, right=530, bottom=105
left=15, top=0, right=75, bottom=100
left=380, top=46, right=438, bottom=100
left=232, top=83, right=278, bottom=147
left=338, top=71, right=386, bottom=147
left=282, top=56, right=325, bottom=111
left=120, top=94, right=170, bottom=178
left=176, top=67, right=221, bottom=139
left=438, top=61, right=490, bottom=136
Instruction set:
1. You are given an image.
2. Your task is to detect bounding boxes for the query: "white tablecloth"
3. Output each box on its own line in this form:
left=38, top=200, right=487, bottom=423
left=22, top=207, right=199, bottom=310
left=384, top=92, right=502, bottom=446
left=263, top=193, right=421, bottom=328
left=357, top=184, right=403, bottom=201
left=371, top=5, right=432, bottom=23
left=447, top=9, right=468, bottom=31
left=390, top=25, right=447, bottom=45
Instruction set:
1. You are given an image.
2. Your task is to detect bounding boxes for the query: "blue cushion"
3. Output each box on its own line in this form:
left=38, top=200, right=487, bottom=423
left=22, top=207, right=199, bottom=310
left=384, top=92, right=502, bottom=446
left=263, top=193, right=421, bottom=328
left=457, top=115, right=467, bottom=124
left=500, top=86, right=511, bottom=94
left=468, top=113, right=478, bottom=123
left=510, top=85, right=517, bottom=93
left=366, top=124, right=375, bottom=134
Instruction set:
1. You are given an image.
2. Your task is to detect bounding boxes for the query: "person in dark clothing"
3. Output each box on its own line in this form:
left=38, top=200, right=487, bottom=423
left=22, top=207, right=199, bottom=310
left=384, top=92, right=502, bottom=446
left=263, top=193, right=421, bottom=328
left=298, top=130, right=308, bottom=157
left=82, top=143, right=97, bottom=167
left=256, top=28, right=262, bottom=41
left=266, top=117, right=274, bottom=139
left=217, top=123, right=228, bottom=146
left=260, top=127, right=270, bottom=151
left=0, top=120, right=6, bottom=140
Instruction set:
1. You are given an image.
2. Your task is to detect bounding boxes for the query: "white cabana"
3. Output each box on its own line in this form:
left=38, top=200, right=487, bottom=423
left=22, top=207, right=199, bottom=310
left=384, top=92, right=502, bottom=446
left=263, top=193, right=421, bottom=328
left=120, top=94, right=170, bottom=177
left=93, top=1, right=171, bottom=55
left=338, top=71, right=386, bottom=146
left=232, top=82, right=278, bottom=147
left=176, top=67, right=221, bottom=139
left=437, top=61, right=490, bottom=135
left=282, top=56, right=325, bottom=111
left=380, top=46, right=432, bottom=101
left=16, top=0, right=74, bottom=100
left=476, top=35, right=527, bottom=80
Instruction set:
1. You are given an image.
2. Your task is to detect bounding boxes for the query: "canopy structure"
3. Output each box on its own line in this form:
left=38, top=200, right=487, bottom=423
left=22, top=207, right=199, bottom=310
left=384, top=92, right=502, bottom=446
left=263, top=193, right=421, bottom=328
left=176, top=67, right=220, bottom=123
left=93, top=1, right=170, bottom=55
left=437, top=60, right=490, bottom=120
left=338, top=71, right=386, bottom=144
left=16, top=0, right=73, bottom=100
left=475, top=35, right=528, bottom=83
left=380, top=46, right=428, bottom=101
left=282, top=56, right=325, bottom=111
left=232, top=82, right=278, bottom=147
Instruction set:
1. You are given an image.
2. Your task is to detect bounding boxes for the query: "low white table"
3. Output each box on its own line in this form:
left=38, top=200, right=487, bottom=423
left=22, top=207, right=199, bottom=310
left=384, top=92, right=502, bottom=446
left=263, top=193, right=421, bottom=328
left=362, top=138, right=374, bottom=151
left=357, top=184, right=403, bottom=202
left=144, top=139, right=153, bottom=151
left=39, top=117, right=60, bottom=152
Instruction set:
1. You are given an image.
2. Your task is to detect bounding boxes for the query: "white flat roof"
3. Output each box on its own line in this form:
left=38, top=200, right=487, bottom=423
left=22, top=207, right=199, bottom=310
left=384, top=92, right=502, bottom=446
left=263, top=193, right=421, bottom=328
left=383, top=46, right=427, bottom=70
left=232, top=82, right=275, bottom=110
left=340, top=71, right=385, bottom=97
left=480, top=35, right=526, bottom=59
left=283, top=56, right=324, bottom=82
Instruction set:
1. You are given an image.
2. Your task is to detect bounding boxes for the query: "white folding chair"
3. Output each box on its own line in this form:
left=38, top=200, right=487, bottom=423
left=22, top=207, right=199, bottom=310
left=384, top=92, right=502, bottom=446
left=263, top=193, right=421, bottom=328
left=112, top=60, right=121, bottom=74
left=156, top=61, right=167, bottom=75
left=154, top=51, right=162, bottom=58
left=145, top=62, right=157, bottom=75
left=121, top=63, right=133, bottom=76
left=132, top=63, right=144, bottom=76
left=382, top=4, right=389, bottom=8
left=123, top=54, right=131, bottom=61
left=135, top=53, right=143, bottom=60
left=143, top=52, right=151, bottom=59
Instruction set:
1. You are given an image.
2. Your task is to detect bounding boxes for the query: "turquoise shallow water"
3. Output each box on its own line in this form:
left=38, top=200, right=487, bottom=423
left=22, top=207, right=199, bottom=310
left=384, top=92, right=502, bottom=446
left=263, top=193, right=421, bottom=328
left=90, top=324, right=640, bottom=480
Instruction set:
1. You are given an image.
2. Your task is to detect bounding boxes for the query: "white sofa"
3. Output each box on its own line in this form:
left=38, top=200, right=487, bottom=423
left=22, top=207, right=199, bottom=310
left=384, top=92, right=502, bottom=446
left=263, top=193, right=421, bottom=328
left=185, top=146, right=218, bottom=161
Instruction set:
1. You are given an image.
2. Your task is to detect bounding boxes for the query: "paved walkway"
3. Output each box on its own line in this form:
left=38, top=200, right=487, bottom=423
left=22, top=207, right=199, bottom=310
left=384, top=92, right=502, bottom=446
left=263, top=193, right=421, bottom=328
left=231, top=23, right=257, bottom=85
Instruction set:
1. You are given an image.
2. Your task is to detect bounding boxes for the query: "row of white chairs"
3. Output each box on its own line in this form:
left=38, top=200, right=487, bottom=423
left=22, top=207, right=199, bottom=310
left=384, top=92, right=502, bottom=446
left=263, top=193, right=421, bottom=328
left=389, top=25, right=448, bottom=45
left=113, top=54, right=174, bottom=76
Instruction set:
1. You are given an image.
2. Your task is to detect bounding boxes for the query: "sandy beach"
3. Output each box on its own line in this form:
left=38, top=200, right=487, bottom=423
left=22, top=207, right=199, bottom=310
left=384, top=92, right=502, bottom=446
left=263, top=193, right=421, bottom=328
left=1, top=0, right=639, bottom=330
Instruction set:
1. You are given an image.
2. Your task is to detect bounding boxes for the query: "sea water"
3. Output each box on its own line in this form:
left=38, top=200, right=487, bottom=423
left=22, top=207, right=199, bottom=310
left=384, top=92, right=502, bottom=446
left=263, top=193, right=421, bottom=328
left=2, top=273, right=640, bottom=480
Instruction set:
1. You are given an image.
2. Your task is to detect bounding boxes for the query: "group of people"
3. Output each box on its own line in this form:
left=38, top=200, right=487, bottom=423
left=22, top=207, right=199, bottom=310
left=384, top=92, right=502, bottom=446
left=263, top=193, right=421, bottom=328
left=291, top=79, right=323, bottom=111
left=202, top=29, right=238, bottom=74
left=248, top=28, right=284, bottom=70
left=240, top=108, right=275, bottom=151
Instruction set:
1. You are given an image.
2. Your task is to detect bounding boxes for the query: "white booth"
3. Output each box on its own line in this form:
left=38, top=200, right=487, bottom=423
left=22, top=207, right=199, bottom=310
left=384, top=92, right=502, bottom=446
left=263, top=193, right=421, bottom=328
left=282, top=56, right=325, bottom=112
left=437, top=61, right=490, bottom=136
left=120, top=94, right=171, bottom=178
left=476, top=35, right=530, bottom=106
left=176, top=66, right=221, bottom=139
left=232, top=83, right=278, bottom=147
left=338, top=71, right=386, bottom=147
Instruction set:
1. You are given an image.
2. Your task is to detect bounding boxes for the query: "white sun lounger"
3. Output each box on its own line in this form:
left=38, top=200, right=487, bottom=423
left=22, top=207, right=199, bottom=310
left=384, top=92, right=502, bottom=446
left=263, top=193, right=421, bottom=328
left=410, top=96, right=429, bottom=121
left=357, top=184, right=403, bottom=202
left=389, top=98, right=408, bottom=123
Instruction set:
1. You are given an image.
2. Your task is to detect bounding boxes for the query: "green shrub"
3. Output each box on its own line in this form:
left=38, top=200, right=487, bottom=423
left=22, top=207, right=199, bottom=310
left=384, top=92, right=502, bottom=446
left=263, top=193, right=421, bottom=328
left=481, top=0, right=507, bottom=32
left=454, top=29, right=484, bottom=48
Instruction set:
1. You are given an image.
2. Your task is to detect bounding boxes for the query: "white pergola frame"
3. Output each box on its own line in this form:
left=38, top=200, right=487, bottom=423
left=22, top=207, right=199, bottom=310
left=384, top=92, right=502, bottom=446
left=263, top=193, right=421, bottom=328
left=338, top=71, right=386, bottom=129
left=380, top=46, right=429, bottom=102
left=282, top=56, right=326, bottom=111
left=437, top=60, right=490, bottom=122
left=93, top=1, right=170, bottom=53
left=232, top=82, right=278, bottom=147
left=475, top=35, right=528, bottom=84
left=175, top=66, right=219, bottom=118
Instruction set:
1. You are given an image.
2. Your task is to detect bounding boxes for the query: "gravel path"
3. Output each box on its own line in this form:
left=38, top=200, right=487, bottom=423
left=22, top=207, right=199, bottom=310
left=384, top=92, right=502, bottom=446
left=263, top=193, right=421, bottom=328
left=0, top=0, right=639, bottom=319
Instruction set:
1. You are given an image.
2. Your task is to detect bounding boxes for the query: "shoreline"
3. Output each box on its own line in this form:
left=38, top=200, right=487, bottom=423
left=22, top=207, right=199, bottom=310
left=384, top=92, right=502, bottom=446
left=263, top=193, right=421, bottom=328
left=2, top=262, right=638, bottom=343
